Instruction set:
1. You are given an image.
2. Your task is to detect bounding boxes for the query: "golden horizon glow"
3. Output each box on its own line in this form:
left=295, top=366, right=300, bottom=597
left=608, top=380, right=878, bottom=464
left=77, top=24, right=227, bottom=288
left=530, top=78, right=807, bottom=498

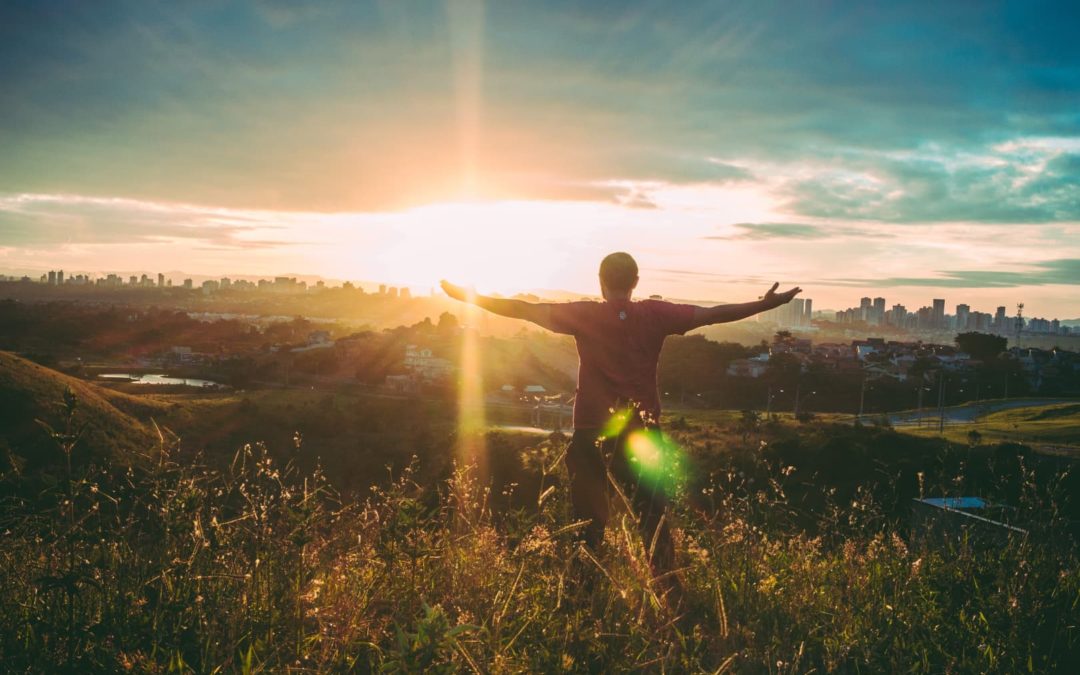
left=3, top=189, right=1078, bottom=317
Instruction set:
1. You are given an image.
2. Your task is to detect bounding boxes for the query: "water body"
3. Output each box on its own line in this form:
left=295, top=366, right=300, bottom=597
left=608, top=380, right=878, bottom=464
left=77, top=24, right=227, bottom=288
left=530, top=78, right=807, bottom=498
left=100, top=373, right=222, bottom=388
left=490, top=425, right=565, bottom=435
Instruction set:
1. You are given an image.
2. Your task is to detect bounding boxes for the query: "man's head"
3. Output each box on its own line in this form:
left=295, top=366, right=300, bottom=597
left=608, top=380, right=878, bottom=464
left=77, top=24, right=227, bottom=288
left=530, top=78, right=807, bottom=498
left=599, top=252, right=639, bottom=300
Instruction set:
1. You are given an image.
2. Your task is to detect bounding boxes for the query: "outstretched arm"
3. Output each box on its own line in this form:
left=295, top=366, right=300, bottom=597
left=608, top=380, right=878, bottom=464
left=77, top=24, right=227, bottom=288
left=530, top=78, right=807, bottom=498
left=689, top=282, right=802, bottom=329
left=440, top=280, right=556, bottom=330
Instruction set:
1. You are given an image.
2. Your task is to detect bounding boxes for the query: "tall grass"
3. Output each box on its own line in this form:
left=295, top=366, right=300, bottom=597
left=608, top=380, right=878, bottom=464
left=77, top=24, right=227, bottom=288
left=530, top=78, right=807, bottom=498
left=0, top=393, right=1077, bottom=672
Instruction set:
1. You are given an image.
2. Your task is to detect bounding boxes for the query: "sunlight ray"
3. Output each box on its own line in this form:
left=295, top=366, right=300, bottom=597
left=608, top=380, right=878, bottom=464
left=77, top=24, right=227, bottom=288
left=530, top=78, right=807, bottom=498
left=456, top=294, right=488, bottom=482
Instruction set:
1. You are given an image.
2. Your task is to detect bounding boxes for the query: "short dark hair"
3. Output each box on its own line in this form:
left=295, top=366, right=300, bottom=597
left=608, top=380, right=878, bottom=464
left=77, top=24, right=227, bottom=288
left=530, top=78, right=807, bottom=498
left=599, top=252, right=638, bottom=292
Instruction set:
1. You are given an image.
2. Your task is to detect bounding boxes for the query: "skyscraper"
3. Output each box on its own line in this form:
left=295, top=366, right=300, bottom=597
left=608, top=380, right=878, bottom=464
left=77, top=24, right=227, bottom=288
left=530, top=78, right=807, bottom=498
left=995, top=306, right=1007, bottom=331
left=890, top=304, right=908, bottom=327
left=873, top=297, right=886, bottom=325
left=956, top=304, right=970, bottom=331
left=791, top=297, right=805, bottom=327
left=932, top=299, right=945, bottom=329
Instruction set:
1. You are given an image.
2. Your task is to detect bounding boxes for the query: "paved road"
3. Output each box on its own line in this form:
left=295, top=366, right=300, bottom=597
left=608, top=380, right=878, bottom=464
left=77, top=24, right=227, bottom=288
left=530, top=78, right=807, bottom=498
left=888, top=398, right=1073, bottom=426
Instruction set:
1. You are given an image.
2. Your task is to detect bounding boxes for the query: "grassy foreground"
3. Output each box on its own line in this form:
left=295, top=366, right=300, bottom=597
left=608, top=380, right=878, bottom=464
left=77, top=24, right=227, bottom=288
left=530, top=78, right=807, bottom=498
left=1, top=397, right=1078, bottom=673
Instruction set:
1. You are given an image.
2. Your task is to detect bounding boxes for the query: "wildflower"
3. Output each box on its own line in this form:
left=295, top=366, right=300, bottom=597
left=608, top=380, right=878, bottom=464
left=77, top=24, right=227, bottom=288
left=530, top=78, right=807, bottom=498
left=758, top=574, right=778, bottom=594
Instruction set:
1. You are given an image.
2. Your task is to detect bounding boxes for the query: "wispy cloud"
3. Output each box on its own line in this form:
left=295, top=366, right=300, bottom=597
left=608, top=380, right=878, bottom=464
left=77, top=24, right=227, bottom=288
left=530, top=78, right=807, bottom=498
left=0, top=193, right=297, bottom=249
left=706, top=222, right=896, bottom=241
left=778, top=146, right=1080, bottom=224
left=826, top=259, right=1080, bottom=288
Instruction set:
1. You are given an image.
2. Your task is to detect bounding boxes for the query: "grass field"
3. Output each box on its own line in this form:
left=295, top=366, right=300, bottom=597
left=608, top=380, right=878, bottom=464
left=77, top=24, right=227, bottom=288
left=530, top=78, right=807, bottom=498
left=900, top=402, right=1080, bottom=452
left=3, top=358, right=1080, bottom=671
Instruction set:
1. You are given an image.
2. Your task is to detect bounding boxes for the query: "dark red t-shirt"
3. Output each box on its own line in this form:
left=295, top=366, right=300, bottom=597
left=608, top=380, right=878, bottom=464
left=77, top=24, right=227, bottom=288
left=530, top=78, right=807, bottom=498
left=545, top=299, right=698, bottom=429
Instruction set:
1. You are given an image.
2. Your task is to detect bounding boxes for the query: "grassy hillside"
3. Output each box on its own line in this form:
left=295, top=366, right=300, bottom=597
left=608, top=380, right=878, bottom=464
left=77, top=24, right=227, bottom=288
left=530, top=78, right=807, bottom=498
left=0, top=351, right=167, bottom=470
left=904, top=402, right=1080, bottom=451
left=155, top=389, right=462, bottom=493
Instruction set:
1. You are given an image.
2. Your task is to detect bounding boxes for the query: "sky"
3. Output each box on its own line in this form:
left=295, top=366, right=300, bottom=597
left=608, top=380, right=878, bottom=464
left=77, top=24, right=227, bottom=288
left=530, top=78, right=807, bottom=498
left=1, top=0, right=1079, bottom=317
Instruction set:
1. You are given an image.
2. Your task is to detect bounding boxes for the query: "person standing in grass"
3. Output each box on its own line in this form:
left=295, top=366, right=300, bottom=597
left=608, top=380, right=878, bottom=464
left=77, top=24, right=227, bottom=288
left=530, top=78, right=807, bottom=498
left=441, top=252, right=801, bottom=591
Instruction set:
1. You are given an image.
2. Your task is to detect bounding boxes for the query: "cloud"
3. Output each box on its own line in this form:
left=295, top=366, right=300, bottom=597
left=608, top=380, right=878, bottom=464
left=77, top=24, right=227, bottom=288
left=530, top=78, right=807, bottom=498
left=780, top=146, right=1080, bottom=224
left=0, top=194, right=296, bottom=249
left=825, top=258, right=1080, bottom=288
left=648, top=268, right=777, bottom=286
left=2, top=1, right=1078, bottom=213
left=705, top=222, right=895, bottom=240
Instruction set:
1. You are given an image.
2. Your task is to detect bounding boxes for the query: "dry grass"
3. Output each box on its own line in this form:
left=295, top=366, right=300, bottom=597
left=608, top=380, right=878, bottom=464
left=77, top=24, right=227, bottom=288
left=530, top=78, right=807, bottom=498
left=0, top=394, right=1077, bottom=672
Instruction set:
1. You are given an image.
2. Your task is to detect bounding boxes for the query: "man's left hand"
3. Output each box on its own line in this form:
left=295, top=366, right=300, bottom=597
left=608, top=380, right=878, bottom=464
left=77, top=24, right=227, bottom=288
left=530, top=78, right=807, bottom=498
left=762, top=282, right=802, bottom=308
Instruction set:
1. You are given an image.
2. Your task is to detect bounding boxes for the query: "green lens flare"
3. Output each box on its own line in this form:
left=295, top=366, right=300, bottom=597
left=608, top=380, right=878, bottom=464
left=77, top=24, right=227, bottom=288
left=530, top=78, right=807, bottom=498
left=624, top=428, right=684, bottom=495
left=601, top=408, right=633, bottom=439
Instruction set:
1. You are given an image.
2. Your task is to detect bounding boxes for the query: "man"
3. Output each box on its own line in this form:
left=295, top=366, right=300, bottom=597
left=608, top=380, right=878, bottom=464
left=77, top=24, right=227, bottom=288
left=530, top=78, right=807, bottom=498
left=440, top=252, right=801, bottom=586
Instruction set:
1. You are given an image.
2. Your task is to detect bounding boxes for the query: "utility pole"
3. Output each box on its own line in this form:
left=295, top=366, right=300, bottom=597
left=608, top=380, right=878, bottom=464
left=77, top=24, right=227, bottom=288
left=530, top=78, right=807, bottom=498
left=858, top=373, right=866, bottom=421
left=937, top=372, right=947, bottom=435
left=1015, top=302, right=1024, bottom=351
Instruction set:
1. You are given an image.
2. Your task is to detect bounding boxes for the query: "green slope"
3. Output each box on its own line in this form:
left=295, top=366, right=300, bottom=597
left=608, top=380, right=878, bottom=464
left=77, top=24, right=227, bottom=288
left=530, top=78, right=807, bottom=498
left=0, top=351, right=168, bottom=470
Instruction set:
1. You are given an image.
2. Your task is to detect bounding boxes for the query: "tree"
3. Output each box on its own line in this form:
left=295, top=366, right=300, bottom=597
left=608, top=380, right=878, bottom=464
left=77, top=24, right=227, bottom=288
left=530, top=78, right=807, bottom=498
left=738, top=409, right=760, bottom=443
left=955, top=332, right=1007, bottom=363
left=437, top=311, right=459, bottom=336
left=765, top=352, right=802, bottom=388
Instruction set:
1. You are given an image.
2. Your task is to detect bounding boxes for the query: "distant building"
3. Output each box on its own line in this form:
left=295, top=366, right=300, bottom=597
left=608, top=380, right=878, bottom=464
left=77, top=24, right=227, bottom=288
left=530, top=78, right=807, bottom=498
left=290, top=330, right=335, bottom=353
left=872, top=297, right=886, bottom=325
left=726, top=354, right=770, bottom=378
left=956, top=304, right=970, bottom=331
left=403, top=345, right=453, bottom=380
left=932, top=299, right=945, bottom=329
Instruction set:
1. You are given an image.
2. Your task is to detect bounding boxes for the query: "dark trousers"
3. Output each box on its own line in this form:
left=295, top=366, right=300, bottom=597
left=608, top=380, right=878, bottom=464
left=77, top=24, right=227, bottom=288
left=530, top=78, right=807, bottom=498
left=564, top=426, right=675, bottom=578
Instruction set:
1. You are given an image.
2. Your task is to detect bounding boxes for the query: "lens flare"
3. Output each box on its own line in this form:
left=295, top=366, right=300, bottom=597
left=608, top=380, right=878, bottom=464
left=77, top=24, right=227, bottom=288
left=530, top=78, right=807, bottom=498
left=623, top=428, right=684, bottom=495
left=601, top=407, right=633, bottom=439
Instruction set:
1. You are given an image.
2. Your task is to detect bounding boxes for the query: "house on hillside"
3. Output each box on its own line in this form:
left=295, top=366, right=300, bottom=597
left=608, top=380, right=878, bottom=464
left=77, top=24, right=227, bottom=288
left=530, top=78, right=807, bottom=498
left=404, top=344, right=454, bottom=381
left=384, top=374, right=417, bottom=393
left=727, top=354, right=770, bottom=378
left=290, top=330, right=336, bottom=353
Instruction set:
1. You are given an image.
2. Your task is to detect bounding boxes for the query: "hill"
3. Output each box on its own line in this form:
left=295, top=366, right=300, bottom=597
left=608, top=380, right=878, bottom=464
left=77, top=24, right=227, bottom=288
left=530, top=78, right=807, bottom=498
left=0, top=351, right=167, bottom=470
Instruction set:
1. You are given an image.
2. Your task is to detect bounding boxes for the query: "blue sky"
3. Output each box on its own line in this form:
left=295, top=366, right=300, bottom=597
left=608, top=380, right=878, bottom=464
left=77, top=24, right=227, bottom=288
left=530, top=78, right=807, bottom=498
left=1, top=0, right=1078, bottom=316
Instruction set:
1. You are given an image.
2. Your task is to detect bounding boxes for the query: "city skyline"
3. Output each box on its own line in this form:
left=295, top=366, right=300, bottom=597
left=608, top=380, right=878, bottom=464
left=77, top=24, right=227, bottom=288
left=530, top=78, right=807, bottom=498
left=1, top=2, right=1078, bottom=316
left=5, top=266, right=1076, bottom=327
